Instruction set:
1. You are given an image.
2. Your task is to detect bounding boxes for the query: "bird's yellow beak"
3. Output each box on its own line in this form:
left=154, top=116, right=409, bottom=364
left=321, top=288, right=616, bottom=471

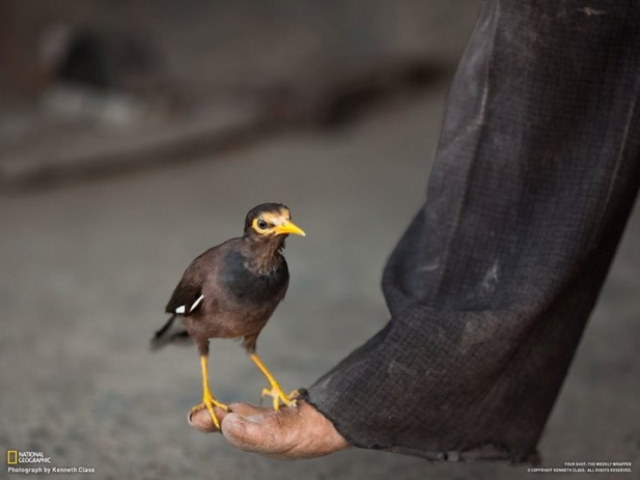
left=274, top=220, right=306, bottom=237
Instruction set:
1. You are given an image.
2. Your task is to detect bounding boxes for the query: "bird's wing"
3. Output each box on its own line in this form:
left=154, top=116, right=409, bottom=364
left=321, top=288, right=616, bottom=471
left=165, top=246, right=220, bottom=316
left=165, top=282, right=204, bottom=316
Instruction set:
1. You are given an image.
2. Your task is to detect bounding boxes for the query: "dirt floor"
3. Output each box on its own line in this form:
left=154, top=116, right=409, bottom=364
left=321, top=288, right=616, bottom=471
left=1, top=80, right=639, bottom=479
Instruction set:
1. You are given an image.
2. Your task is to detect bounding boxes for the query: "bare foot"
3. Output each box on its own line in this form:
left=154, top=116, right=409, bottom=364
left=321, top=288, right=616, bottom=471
left=188, top=399, right=350, bottom=459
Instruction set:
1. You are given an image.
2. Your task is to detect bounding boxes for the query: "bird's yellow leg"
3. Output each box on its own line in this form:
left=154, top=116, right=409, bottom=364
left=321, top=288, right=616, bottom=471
left=250, top=353, right=298, bottom=410
left=189, top=355, right=228, bottom=429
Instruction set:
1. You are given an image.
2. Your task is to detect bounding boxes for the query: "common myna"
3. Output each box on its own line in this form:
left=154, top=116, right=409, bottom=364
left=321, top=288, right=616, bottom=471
left=152, top=203, right=305, bottom=429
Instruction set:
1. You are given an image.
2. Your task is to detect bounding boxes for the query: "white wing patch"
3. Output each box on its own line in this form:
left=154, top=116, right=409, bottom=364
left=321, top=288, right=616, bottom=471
left=190, top=294, right=204, bottom=312
left=175, top=294, right=204, bottom=315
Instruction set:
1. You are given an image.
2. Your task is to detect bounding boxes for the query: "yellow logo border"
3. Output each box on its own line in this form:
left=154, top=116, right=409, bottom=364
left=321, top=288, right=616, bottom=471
left=7, top=450, right=18, bottom=465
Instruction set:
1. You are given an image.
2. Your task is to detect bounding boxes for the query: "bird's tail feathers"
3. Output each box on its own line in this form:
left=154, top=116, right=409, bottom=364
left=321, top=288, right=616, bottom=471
left=150, top=314, right=193, bottom=351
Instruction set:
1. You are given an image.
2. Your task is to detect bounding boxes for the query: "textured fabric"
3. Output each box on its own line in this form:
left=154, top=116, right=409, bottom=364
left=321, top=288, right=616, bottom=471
left=306, top=0, right=640, bottom=463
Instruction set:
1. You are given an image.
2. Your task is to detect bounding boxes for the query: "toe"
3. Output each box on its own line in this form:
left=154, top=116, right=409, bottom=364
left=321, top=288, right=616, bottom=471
left=221, top=412, right=272, bottom=453
left=188, top=405, right=227, bottom=433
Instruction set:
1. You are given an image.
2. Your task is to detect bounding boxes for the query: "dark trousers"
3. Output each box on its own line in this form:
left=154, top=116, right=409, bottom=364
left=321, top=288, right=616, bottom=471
left=307, top=0, right=640, bottom=462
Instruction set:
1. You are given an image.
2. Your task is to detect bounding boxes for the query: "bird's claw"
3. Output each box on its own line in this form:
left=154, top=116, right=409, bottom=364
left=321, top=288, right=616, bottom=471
left=190, top=393, right=228, bottom=429
left=261, top=387, right=299, bottom=410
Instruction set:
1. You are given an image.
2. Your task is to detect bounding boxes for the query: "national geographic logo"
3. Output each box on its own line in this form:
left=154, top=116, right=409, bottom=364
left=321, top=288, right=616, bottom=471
left=6, top=449, right=96, bottom=475
left=6, top=450, right=52, bottom=464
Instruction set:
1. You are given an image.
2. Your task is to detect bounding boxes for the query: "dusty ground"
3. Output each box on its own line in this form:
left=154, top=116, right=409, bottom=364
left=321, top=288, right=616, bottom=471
left=1, top=80, right=639, bottom=480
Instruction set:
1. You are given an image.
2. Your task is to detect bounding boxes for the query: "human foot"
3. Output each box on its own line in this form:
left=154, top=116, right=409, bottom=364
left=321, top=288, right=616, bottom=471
left=188, top=399, right=349, bottom=459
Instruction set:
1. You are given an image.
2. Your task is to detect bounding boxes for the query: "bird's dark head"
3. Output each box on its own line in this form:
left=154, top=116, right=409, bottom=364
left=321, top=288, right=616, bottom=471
left=243, top=203, right=306, bottom=241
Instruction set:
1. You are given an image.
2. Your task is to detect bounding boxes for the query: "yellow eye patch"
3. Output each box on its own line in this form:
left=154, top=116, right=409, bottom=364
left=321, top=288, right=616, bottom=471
left=251, top=208, right=304, bottom=237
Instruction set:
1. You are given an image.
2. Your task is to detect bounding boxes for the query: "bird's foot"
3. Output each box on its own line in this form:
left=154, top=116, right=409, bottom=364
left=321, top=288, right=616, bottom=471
left=190, top=393, right=228, bottom=429
left=261, top=386, right=299, bottom=411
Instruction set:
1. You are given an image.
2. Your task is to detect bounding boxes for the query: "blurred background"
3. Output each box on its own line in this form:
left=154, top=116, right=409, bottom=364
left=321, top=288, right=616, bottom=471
left=1, top=1, right=638, bottom=479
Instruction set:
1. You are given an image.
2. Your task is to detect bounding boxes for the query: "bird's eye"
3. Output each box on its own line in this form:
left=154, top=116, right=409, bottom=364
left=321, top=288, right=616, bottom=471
left=257, top=219, right=268, bottom=230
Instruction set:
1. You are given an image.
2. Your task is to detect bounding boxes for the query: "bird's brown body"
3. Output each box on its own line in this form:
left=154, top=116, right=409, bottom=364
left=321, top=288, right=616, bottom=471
left=152, top=203, right=305, bottom=428
left=167, top=237, right=289, bottom=354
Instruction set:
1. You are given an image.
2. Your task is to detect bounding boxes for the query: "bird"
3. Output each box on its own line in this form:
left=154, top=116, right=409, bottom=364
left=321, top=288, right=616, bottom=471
left=151, top=203, right=306, bottom=429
